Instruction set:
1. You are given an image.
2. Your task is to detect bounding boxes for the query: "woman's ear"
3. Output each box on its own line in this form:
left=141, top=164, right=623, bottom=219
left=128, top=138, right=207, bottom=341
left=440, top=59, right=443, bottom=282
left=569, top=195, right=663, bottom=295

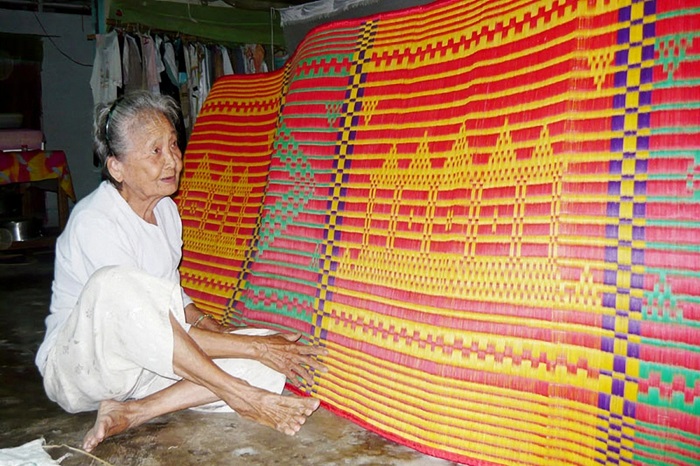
left=106, top=156, right=124, bottom=183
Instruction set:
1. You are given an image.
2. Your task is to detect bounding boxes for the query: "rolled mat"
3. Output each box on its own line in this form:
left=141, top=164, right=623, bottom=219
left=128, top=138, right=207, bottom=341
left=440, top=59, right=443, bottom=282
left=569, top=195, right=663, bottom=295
left=177, top=0, right=700, bottom=464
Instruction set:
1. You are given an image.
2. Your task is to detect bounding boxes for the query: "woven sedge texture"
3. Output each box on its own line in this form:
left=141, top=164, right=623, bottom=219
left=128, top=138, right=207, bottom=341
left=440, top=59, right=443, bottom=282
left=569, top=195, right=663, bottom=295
left=179, top=0, right=700, bottom=464
left=176, top=73, right=284, bottom=319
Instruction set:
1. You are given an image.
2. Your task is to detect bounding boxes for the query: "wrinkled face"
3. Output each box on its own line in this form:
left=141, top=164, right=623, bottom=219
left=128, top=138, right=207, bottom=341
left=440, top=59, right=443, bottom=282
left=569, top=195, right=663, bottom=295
left=108, top=111, right=183, bottom=204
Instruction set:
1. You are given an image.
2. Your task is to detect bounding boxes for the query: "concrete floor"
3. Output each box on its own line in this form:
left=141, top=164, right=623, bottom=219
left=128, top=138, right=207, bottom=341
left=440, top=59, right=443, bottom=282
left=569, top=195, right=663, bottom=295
left=0, top=248, right=459, bottom=466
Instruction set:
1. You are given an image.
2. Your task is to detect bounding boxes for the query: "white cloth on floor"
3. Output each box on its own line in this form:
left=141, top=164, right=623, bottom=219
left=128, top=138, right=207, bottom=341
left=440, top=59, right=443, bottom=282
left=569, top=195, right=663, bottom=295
left=0, top=438, right=60, bottom=466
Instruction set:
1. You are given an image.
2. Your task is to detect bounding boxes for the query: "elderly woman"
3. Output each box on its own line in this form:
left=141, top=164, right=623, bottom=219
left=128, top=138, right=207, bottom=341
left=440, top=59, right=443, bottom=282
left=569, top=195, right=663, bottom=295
left=35, top=91, right=325, bottom=453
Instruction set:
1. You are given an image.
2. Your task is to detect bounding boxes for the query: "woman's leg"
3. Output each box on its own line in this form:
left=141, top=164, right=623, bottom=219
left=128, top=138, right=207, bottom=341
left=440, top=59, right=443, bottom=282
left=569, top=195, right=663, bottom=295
left=83, top=314, right=320, bottom=452
left=83, top=377, right=216, bottom=452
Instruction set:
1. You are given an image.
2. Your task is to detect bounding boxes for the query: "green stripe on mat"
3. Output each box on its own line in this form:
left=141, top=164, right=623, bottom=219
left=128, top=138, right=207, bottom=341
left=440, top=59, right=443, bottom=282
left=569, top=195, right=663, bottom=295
left=639, top=362, right=700, bottom=386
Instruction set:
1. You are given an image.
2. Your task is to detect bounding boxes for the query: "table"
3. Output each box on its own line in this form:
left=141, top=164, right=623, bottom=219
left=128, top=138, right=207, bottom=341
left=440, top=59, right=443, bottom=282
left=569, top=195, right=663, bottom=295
left=0, top=150, right=76, bottom=238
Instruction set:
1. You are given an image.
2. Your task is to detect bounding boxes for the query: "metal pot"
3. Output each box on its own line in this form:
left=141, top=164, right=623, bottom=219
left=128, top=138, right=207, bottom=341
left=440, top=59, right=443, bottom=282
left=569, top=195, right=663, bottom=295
left=0, top=217, right=42, bottom=242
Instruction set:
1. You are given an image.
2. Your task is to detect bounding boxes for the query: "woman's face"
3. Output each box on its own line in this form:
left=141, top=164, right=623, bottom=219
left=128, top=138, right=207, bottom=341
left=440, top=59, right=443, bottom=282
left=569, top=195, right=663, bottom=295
left=108, top=111, right=183, bottom=208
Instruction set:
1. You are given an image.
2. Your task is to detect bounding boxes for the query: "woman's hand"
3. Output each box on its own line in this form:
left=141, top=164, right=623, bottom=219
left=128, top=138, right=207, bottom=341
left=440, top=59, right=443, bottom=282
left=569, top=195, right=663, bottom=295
left=252, top=333, right=328, bottom=387
left=185, top=304, right=327, bottom=385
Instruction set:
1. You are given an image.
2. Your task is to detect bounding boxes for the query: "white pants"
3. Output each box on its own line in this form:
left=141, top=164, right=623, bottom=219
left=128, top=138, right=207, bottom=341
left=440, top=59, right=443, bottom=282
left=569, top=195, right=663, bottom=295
left=43, top=266, right=285, bottom=413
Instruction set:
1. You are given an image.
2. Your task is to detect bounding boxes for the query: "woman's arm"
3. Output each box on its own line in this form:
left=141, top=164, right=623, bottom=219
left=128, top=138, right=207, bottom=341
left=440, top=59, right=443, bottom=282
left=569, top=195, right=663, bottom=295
left=187, top=326, right=328, bottom=387
left=184, top=302, right=228, bottom=333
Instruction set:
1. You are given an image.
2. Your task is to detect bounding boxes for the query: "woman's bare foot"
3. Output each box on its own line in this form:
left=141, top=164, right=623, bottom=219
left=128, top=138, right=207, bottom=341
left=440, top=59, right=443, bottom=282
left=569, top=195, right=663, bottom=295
left=83, top=391, right=320, bottom=452
left=82, top=400, right=140, bottom=452
left=230, top=390, right=321, bottom=436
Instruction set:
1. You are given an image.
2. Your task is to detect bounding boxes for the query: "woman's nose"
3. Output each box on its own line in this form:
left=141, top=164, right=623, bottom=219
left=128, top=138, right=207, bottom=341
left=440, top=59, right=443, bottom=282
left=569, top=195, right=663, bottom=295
left=164, top=146, right=181, bottom=166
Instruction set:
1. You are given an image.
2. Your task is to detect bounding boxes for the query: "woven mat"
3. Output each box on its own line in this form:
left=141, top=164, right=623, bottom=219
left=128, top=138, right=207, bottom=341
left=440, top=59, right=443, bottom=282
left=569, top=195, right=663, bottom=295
left=178, top=0, right=700, bottom=464
left=177, top=74, right=284, bottom=319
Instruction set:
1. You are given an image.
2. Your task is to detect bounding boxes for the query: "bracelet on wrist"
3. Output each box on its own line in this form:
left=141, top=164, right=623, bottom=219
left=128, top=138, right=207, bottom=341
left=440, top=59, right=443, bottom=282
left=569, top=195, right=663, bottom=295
left=193, top=313, right=214, bottom=328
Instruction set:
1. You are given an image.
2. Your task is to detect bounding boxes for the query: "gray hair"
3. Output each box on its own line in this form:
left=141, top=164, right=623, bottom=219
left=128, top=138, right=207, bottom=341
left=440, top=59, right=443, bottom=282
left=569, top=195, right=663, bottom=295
left=93, top=91, right=181, bottom=189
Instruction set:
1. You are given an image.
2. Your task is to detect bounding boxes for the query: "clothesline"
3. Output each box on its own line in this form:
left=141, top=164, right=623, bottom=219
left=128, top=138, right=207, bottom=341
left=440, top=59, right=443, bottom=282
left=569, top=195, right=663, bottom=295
left=87, top=19, right=241, bottom=48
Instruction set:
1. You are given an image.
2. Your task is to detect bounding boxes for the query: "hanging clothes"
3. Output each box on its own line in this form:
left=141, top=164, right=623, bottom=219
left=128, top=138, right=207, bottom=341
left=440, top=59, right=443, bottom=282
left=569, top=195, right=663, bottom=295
left=221, top=46, right=234, bottom=76
left=157, top=37, right=180, bottom=101
left=241, top=44, right=268, bottom=74
left=140, top=33, right=161, bottom=94
left=90, top=30, right=122, bottom=105
left=122, top=34, right=145, bottom=93
left=212, top=46, right=224, bottom=81
left=91, top=27, right=267, bottom=138
left=184, top=43, right=199, bottom=133
left=161, top=37, right=179, bottom=87
left=197, top=44, right=211, bottom=115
